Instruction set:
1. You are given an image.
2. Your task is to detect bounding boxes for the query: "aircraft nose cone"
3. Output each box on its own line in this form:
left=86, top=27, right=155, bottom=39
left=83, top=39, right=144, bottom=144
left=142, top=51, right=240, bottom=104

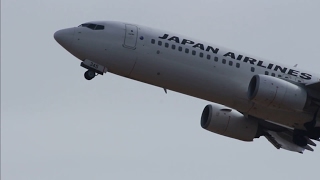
left=54, top=28, right=75, bottom=50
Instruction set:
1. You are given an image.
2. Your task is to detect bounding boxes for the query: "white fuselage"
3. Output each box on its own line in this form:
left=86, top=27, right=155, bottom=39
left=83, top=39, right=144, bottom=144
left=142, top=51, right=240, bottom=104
left=60, top=21, right=320, bottom=129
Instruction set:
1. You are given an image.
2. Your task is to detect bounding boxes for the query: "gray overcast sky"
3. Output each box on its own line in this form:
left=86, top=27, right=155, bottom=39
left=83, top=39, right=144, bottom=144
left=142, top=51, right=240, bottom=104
left=2, top=0, right=320, bottom=179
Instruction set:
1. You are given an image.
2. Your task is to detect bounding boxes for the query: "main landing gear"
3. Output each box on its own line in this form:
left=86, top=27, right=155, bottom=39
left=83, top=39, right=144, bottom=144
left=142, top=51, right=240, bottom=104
left=80, top=59, right=108, bottom=81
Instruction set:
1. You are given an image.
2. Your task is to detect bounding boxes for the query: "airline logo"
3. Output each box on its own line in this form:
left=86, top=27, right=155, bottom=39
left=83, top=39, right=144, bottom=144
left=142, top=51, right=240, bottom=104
left=159, top=34, right=312, bottom=80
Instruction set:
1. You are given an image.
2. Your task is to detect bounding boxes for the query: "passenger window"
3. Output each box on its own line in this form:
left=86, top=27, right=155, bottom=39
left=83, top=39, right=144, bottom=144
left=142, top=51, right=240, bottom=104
left=192, top=50, right=196, bottom=55
left=151, top=39, right=155, bottom=44
left=207, top=55, right=211, bottom=60
left=271, top=73, right=275, bottom=77
left=185, top=48, right=189, bottom=53
left=278, top=74, right=282, bottom=77
left=236, top=63, right=240, bottom=68
left=229, top=61, right=233, bottom=66
left=95, top=25, right=104, bottom=30
left=165, top=43, right=169, bottom=48
left=265, top=71, right=269, bottom=75
left=200, top=52, right=204, bottom=58
left=222, top=59, right=226, bottom=64
left=214, top=57, right=218, bottom=62
left=172, top=44, right=176, bottom=49
left=251, top=67, right=255, bottom=72
left=158, top=41, right=162, bottom=46
left=178, top=47, right=182, bottom=51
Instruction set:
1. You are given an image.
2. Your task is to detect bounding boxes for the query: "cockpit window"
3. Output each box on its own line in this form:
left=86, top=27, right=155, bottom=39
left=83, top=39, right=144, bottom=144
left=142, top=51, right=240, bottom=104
left=95, top=25, right=104, bottom=30
left=87, top=24, right=97, bottom=29
left=78, top=23, right=105, bottom=30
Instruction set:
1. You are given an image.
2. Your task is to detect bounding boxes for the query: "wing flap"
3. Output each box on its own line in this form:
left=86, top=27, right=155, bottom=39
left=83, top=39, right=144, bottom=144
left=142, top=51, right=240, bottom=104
left=304, top=145, right=314, bottom=152
left=264, top=133, right=281, bottom=149
left=264, top=130, right=317, bottom=153
left=306, top=136, right=317, bottom=146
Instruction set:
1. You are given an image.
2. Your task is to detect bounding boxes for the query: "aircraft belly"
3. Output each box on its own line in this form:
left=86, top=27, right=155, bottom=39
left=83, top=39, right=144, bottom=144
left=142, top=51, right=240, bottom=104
left=130, top=55, right=313, bottom=129
left=130, top=53, right=236, bottom=106
left=250, top=105, right=313, bottom=129
left=94, top=44, right=137, bottom=77
left=128, top=36, right=316, bottom=130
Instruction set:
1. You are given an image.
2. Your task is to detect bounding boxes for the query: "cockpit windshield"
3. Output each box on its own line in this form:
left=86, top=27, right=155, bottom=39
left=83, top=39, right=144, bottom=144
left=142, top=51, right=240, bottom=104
left=78, top=23, right=105, bottom=30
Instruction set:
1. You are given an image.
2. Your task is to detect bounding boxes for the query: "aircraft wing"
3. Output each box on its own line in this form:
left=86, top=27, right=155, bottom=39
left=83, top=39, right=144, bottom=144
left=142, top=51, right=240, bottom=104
left=256, top=118, right=318, bottom=153
left=306, top=81, right=320, bottom=92
left=306, top=82, right=320, bottom=104
left=264, top=130, right=316, bottom=154
left=262, top=81, right=320, bottom=153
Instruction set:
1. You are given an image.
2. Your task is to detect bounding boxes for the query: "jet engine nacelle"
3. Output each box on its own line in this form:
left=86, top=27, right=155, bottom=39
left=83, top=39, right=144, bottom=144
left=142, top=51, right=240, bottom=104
left=248, top=75, right=308, bottom=111
left=201, top=104, right=259, bottom=141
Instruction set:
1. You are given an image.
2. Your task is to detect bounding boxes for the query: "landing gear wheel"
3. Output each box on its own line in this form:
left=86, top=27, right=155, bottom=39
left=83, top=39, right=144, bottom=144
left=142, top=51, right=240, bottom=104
left=84, top=70, right=96, bottom=80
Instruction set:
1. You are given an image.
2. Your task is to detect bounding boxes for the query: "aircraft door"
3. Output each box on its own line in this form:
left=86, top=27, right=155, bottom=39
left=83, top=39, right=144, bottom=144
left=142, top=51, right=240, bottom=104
left=123, top=24, right=138, bottom=49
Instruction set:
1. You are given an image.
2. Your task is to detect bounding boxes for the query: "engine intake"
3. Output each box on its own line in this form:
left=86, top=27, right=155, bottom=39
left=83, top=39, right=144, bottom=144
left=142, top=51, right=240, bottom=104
left=201, top=104, right=259, bottom=141
left=248, top=75, right=308, bottom=111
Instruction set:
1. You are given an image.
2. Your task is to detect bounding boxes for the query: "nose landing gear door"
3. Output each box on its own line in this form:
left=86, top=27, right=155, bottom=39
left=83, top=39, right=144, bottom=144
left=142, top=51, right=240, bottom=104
left=123, top=24, right=138, bottom=49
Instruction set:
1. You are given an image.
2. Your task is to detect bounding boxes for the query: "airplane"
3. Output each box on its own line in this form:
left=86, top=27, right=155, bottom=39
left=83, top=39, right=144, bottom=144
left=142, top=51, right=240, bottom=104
left=54, top=21, right=320, bottom=153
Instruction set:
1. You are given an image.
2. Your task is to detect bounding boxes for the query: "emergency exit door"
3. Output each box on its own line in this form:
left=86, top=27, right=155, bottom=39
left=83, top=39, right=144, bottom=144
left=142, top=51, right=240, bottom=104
left=123, top=24, right=138, bottom=49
